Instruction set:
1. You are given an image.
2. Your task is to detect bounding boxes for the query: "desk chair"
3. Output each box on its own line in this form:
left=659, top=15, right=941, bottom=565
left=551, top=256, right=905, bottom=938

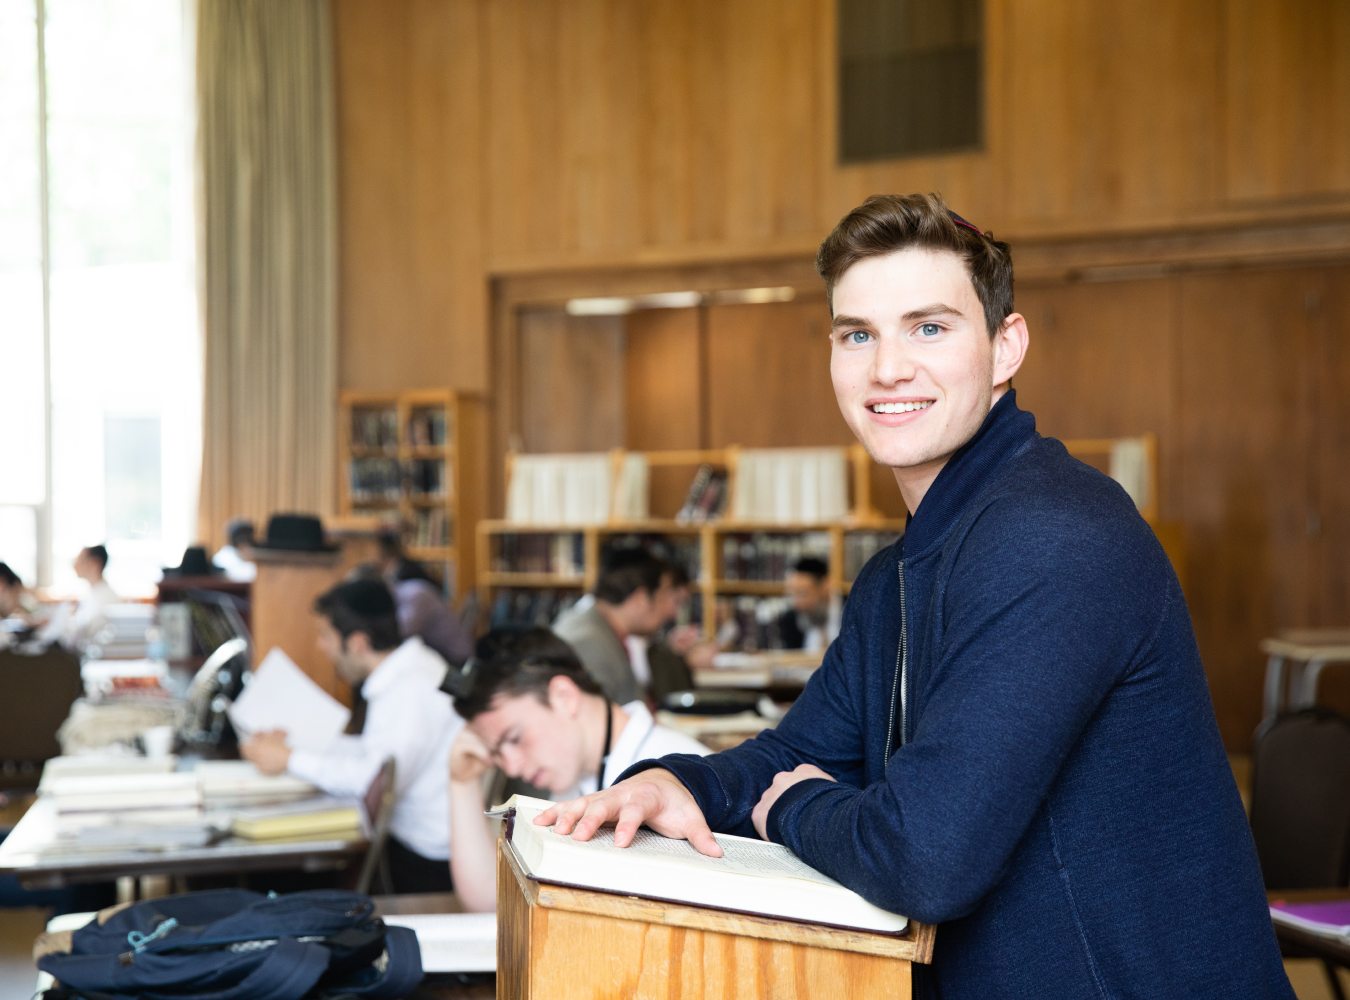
left=356, top=757, right=397, bottom=895
left=1250, top=708, right=1350, bottom=999
left=0, top=646, right=83, bottom=792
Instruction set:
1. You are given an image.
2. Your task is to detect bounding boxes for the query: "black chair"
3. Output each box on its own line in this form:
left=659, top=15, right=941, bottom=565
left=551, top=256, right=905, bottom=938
left=1250, top=708, right=1350, bottom=999
left=0, top=645, right=84, bottom=792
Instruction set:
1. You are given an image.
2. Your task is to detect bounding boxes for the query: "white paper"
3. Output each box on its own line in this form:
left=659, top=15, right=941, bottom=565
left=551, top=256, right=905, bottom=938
left=382, top=913, right=496, bottom=972
left=228, top=648, right=350, bottom=752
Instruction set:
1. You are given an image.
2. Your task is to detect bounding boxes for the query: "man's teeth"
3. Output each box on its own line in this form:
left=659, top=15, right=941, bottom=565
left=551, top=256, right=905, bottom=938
left=871, top=401, right=933, bottom=414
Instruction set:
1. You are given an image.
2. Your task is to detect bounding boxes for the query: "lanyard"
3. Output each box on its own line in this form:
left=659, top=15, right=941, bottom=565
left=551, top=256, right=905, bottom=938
left=598, top=696, right=613, bottom=790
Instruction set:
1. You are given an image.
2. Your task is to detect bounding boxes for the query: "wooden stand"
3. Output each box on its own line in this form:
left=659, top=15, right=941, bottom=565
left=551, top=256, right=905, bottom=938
left=496, top=840, right=934, bottom=1000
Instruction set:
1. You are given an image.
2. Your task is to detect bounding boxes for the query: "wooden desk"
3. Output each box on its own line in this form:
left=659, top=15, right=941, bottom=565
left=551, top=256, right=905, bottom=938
left=497, top=839, right=933, bottom=999
left=0, top=796, right=367, bottom=891
left=1261, top=629, right=1350, bottom=724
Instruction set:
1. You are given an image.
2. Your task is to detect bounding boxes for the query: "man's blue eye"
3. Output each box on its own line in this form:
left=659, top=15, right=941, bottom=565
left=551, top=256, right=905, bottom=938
left=846, top=330, right=870, bottom=344
left=919, top=323, right=941, bottom=337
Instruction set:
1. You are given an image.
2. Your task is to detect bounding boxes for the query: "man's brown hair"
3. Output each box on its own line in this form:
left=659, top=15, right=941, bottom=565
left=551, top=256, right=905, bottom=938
left=816, top=192, right=1014, bottom=338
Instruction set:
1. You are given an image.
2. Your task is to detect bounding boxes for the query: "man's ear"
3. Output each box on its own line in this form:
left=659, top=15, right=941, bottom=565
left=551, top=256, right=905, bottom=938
left=547, top=674, right=582, bottom=717
left=992, top=312, right=1030, bottom=387
left=345, top=630, right=373, bottom=659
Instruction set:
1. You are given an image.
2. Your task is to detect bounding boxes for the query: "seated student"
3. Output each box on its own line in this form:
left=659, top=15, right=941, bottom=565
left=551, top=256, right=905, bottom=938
left=443, top=627, right=709, bottom=912
left=777, top=557, right=842, bottom=652
left=65, top=545, right=117, bottom=650
left=376, top=535, right=473, bottom=665
left=553, top=549, right=710, bottom=704
left=239, top=579, right=463, bottom=893
left=212, top=518, right=257, bottom=582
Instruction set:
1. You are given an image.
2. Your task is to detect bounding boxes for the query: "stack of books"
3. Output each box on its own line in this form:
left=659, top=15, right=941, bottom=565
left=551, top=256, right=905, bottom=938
left=43, top=772, right=203, bottom=840
left=230, top=796, right=363, bottom=842
left=195, top=761, right=318, bottom=810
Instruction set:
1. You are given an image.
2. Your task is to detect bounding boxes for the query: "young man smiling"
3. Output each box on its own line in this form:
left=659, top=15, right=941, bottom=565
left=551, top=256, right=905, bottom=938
left=540, top=195, right=1291, bottom=999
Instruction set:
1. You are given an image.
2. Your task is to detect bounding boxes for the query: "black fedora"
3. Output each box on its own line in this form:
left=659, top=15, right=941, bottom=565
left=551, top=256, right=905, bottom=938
left=163, top=545, right=221, bottom=577
left=254, top=514, right=339, bottom=552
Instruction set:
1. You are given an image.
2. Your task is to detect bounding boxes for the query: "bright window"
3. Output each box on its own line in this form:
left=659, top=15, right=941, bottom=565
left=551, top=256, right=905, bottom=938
left=0, top=0, right=200, bottom=597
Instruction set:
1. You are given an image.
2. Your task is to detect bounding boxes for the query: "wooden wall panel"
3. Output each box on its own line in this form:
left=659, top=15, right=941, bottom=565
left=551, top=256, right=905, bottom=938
left=1177, top=268, right=1318, bottom=745
left=1004, top=0, right=1221, bottom=230
left=706, top=299, right=852, bottom=449
left=626, top=307, right=703, bottom=518
left=334, top=0, right=486, bottom=393
left=517, top=309, right=625, bottom=453
left=1224, top=0, right=1350, bottom=203
left=1013, top=278, right=1179, bottom=517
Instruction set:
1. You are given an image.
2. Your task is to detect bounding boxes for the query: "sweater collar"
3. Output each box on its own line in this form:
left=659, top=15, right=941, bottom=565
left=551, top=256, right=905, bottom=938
left=900, top=389, right=1037, bottom=557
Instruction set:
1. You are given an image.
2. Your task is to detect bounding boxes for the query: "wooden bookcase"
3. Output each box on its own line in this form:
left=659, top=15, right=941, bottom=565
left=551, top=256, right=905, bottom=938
left=338, top=388, right=486, bottom=599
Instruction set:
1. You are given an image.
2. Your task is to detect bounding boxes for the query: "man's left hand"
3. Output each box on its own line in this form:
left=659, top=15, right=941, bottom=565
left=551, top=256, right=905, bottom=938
left=239, top=730, right=291, bottom=775
left=751, top=763, right=835, bottom=840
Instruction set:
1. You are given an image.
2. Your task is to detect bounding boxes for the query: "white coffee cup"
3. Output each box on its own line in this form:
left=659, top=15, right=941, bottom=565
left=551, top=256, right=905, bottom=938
left=142, top=725, right=175, bottom=758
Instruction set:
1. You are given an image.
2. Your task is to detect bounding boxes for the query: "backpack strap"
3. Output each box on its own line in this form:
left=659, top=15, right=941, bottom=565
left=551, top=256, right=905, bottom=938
left=177, top=935, right=332, bottom=1000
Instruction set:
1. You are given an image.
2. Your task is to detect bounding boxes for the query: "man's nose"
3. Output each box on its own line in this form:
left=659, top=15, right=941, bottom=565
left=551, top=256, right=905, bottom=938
left=872, top=334, right=915, bottom=387
left=498, top=746, right=523, bottom=777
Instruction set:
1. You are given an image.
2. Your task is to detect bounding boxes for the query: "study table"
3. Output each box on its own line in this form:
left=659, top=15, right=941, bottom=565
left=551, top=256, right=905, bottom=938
left=0, top=794, right=367, bottom=892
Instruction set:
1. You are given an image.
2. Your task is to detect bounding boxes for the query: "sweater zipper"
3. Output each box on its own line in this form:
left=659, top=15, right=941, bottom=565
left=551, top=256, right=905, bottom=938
left=885, top=560, right=908, bottom=772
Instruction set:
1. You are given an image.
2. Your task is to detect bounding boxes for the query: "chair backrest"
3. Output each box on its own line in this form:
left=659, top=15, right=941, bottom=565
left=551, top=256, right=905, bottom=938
left=1250, top=708, right=1350, bottom=889
left=355, top=756, right=397, bottom=895
left=0, top=646, right=83, bottom=787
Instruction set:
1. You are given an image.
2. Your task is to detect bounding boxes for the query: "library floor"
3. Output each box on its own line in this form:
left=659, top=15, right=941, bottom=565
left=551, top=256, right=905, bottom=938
left=0, top=760, right=1339, bottom=996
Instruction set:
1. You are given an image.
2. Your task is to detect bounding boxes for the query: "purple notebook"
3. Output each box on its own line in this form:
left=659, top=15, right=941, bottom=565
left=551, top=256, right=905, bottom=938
left=1270, top=900, right=1350, bottom=937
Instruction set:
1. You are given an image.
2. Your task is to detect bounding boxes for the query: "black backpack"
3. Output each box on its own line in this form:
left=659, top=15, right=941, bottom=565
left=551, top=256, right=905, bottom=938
left=38, top=888, right=423, bottom=1000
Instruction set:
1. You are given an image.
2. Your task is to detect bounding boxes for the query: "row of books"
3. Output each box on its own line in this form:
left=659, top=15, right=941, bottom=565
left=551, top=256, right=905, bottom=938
left=488, top=588, right=581, bottom=630
left=408, top=408, right=449, bottom=447
left=675, top=465, right=730, bottom=523
left=350, top=458, right=449, bottom=502
left=351, top=408, right=400, bottom=450
left=721, top=532, right=832, bottom=582
left=843, top=530, right=904, bottom=580
left=411, top=508, right=450, bottom=548
left=600, top=534, right=701, bottom=586
left=492, top=533, right=585, bottom=577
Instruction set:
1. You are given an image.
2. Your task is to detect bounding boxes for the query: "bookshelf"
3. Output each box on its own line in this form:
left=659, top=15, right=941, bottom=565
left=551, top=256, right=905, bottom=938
left=338, top=388, right=486, bottom=599
left=478, top=434, right=1164, bottom=641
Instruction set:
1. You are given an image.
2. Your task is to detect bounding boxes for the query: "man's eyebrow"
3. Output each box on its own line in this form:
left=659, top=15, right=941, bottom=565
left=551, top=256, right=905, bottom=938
left=901, top=303, right=962, bottom=322
left=831, top=314, right=873, bottom=330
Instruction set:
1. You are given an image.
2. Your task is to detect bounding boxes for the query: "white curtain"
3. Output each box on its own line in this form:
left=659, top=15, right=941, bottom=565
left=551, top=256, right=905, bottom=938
left=196, top=0, right=337, bottom=547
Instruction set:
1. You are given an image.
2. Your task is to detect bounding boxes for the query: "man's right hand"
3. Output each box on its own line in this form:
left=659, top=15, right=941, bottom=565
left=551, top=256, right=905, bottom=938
left=536, top=767, right=723, bottom=858
left=448, top=727, right=493, bottom=785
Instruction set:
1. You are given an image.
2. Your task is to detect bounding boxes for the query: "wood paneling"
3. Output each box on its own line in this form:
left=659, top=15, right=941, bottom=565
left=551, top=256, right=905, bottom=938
left=626, top=307, right=703, bottom=517
left=707, top=299, right=851, bottom=449
left=1013, top=278, right=1179, bottom=517
left=1312, top=271, right=1350, bottom=709
left=1177, top=268, right=1318, bottom=744
left=517, top=309, right=625, bottom=454
left=1004, top=0, right=1220, bottom=230
left=1224, top=0, right=1350, bottom=203
left=333, top=0, right=486, bottom=394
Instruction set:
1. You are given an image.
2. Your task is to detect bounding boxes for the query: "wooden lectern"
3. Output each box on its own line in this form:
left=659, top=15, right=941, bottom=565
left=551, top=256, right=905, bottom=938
left=496, top=840, right=935, bottom=1000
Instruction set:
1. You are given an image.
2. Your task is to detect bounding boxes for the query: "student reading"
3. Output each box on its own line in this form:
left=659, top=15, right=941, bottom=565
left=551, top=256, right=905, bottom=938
left=442, top=627, right=707, bottom=912
left=541, top=195, right=1291, bottom=998
left=240, top=579, right=463, bottom=894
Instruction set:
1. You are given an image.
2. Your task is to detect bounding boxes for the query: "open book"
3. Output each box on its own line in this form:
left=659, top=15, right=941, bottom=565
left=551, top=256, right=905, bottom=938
left=497, top=795, right=908, bottom=935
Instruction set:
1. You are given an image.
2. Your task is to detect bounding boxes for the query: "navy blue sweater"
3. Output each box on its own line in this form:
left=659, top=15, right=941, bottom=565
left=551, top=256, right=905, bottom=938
left=628, top=393, right=1291, bottom=999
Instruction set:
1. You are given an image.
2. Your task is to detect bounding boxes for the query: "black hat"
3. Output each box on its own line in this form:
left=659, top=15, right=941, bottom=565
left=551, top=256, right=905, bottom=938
left=255, top=514, right=338, bottom=552
left=164, top=545, right=220, bottom=577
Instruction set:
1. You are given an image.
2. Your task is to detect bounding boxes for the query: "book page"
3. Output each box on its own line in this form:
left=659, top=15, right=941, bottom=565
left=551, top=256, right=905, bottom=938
left=538, top=819, right=842, bottom=888
left=228, top=648, right=351, bottom=752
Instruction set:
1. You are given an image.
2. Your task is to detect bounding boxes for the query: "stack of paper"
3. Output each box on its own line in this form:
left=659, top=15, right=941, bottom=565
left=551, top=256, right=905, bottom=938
left=43, top=773, right=203, bottom=838
left=38, top=754, right=178, bottom=790
left=196, top=761, right=317, bottom=810
left=230, top=796, right=363, bottom=842
left=381, top=914, right=496, bottom=973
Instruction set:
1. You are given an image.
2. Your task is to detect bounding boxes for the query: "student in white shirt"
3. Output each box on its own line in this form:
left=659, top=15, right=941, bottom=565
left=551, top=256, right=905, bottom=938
left=65, top=545, right=118, bottom=650
left=444, top=627, right=709, bottom=912
left=240, top=579, right=463, bottom=893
